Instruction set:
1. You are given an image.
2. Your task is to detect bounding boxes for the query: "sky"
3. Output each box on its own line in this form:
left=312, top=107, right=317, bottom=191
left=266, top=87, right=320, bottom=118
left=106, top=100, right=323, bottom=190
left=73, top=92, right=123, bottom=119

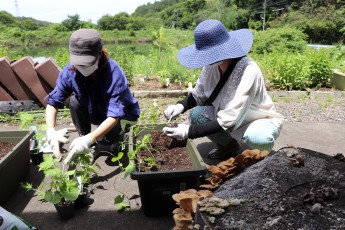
left=0, top=0, right=157, bottom=24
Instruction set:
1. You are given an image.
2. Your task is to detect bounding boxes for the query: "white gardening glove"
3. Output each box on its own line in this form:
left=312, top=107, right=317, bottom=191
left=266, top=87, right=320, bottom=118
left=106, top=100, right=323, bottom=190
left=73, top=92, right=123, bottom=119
left=46, top=128, right=69, bottom=161
left=64, top=134, right=95, bottom=164
left=164, top=104, right=184, bottom=121
left=163, top=124, right=190, bottom=140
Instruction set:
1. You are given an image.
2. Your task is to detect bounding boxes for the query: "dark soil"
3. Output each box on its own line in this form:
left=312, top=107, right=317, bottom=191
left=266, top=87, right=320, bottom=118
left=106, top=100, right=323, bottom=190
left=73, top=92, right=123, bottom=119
left=129, top=76, right=186, bottom=91
left=0, top=141, right=16, bottom=160
left=137, top=131, right=193, bottom=172
left=195, top=147, right=345, bottom=229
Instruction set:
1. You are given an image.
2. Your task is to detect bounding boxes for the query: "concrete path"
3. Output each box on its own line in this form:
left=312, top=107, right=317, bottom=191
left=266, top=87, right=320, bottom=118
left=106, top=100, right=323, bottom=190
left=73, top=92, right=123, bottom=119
left=2, top=122, right=345, bottom=229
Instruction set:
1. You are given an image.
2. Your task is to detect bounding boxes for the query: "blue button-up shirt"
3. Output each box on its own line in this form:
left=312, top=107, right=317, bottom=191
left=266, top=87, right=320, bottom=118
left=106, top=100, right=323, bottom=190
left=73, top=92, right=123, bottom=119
left=47, top=58, right=140, bottom=125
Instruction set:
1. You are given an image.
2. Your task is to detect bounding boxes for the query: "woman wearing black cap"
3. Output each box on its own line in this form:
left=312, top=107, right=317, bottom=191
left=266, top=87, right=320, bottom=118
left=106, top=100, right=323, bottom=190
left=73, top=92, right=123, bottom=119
left=163, top=19, right=283, bottom=160
left=45, top=28, right=140, bottom=164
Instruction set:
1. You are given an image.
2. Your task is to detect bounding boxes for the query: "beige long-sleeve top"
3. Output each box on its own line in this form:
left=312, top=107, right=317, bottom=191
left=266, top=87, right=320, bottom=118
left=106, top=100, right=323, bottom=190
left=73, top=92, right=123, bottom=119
left=192, top=57, right=284, bottom=131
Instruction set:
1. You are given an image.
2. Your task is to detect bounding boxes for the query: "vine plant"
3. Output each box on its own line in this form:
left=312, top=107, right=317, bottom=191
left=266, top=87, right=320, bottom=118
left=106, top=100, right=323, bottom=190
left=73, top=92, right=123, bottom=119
left=111, top=126, right=157, bottom=212
left=111, top=101, right=163, bottom=211
left=22, top=155, right=80, bottom=205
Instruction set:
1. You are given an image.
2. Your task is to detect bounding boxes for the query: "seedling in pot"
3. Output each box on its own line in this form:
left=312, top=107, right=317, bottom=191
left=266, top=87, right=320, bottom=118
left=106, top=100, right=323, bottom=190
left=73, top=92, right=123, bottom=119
left=19, top=112, right=47, bottom=164
left=23, top=155, right=80, bottom=204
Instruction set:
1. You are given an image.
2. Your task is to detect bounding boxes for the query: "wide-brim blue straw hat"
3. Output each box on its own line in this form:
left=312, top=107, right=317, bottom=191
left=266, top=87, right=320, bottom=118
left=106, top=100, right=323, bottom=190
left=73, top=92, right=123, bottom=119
left=178, top=19, right=253, bottom=69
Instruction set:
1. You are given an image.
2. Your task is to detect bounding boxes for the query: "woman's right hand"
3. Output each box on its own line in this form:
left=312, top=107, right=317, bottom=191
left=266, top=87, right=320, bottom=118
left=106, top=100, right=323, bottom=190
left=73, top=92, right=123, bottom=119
left=164, top=104, right=184, bottom=120
left=46, top=128, right=69, bottom=161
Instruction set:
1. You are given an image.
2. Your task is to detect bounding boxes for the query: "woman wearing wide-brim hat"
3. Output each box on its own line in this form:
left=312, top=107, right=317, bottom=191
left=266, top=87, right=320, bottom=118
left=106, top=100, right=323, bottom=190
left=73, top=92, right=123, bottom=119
left=163, top=19, right=284, bottom=160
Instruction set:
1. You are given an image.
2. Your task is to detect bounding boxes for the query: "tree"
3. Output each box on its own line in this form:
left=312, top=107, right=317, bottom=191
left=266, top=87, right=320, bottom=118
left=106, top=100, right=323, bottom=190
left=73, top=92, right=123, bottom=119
left=113, top=12, right=130, bottom=30
left=61, top=14, right=82, bottom=31
left=0, top=11, right=16, bottom=26
left=98, top=15, right=114, bottom=30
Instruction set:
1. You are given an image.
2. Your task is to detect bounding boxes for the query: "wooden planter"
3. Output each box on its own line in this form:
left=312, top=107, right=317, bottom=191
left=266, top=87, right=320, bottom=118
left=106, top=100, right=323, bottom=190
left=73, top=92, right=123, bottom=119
left=129, top=124, right=207, bottom=217
left=0, top=130, right=34, bottom=205
left=330, top=70, right=345, bottom=90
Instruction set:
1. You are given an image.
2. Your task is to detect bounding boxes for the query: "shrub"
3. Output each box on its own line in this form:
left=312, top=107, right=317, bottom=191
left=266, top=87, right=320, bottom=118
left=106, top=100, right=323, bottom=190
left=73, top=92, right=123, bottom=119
left=305, top=48, right=332, bottom=88
left=110, top=45, right=135, bottom=85
left=53, top=47, right=69, bottom=68
left=257, top=51, right=311, bottom=90
left=252, top=26, right=308, bottom=55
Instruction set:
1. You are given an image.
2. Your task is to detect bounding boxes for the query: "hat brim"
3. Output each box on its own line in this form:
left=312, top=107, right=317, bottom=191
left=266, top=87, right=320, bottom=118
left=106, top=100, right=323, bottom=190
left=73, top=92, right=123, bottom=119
left=177, top=29, right=253, bottom=69
left=70, top=53, right=98, bottom=66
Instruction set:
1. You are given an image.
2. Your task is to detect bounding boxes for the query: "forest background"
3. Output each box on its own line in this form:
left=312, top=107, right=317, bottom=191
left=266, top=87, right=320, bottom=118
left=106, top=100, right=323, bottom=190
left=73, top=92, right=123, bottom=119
left=0, top=0, right=345, bottom=91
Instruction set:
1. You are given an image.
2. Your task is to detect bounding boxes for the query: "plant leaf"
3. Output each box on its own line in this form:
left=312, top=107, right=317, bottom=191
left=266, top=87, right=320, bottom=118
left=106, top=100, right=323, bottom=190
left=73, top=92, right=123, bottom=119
left=124, top=162, right=135, bottom=178
left=111, top=151, right=124, bottom=162
left=127, top=150, right=137, bottom=160
left=116, top=203, right=130, bottom=212
left=114, top=195, right=125, bottom=204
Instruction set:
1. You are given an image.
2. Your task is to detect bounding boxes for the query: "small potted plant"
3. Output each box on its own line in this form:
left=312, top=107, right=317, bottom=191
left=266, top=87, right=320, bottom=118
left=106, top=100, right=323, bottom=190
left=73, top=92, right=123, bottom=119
left=19, top=112, right=46, bottom=164
left=23, top=155, right=80, bottom=219
left=71, top=154, right=99, bottom=208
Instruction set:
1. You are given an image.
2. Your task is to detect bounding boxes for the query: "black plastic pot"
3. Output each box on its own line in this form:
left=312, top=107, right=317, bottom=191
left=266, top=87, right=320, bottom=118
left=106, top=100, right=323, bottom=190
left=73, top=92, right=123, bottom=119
left=75, top=187, right=89, bottom=209
left=29, top=139, right=43, bottom=165
left=54, top=201, right=75, bottom=220
left=129, top=124, right=207, bottom=217
left=30, top=150, right=43, bottom=165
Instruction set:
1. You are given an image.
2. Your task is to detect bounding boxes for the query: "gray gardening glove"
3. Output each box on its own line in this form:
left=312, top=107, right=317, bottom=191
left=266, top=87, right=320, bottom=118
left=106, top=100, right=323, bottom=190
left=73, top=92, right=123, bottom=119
left=164, top=104, right=184, bottom=121
left=46, top=128, right=69, bottom=161
left=163, top=124, right=189, bottom=140
left=64, top=134, right=95, bottom=164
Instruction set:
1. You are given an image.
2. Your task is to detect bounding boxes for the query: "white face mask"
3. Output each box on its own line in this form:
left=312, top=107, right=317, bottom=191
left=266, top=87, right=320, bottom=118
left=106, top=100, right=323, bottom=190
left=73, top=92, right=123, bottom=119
left=207, top=60, right=224, bottom=67
left=75, top=59, right=99, bottom=77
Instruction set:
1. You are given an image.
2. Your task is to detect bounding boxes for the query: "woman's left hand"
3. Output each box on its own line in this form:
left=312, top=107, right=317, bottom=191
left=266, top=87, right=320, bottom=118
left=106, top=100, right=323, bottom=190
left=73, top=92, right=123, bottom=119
left=163, top=124, right=189, bottom=140
left=64, top=134, right=95, bottom=164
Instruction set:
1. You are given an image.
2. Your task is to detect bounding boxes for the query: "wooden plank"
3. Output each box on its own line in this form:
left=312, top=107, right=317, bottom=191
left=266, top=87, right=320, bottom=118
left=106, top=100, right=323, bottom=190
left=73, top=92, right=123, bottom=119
left=0, top=56, right=34, bottom=100
left=11, top=56, right=51, bottom=106
left=0, top=85, right=14, bottom=100
left=34, top=57, right=61, bottom=89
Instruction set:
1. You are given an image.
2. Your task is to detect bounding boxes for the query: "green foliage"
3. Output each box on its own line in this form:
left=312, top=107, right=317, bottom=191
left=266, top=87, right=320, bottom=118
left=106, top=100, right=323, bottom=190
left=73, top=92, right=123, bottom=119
left=257, top=51, right=311, bottom=90
left=256, top=47, right=334, bottom=90
left=53, top=47, right=69, bottom=68
left=306, top=48, right=333, bottom=87
left=269, top=5, right=345, bottom=44
left=72, top=154, right=99, bottom=189
left=159, top=0, right=206, bottom=29
left=222, top=5, right=249, bottom=30
left=0, top=0, right=343, bottom=91
left=252, top=27, right=308, bottom=55
left=110, top=46, right=135, bottom=85
left=61, top=14, right=83, bottom=31
left=23, top=155, right=80, bottom=204
left=0, top=11, right=16, bottom=26
left=111, top=122, right=157, bottom=179
left=19, top=112, right=47, bottom=153
left=138, top=100, right=162, bottom=125
left=135, top=0, right=182, bottom=17
left=114, top=195, right=130, bottom=212
left=327, top=45, right=345, bottom=72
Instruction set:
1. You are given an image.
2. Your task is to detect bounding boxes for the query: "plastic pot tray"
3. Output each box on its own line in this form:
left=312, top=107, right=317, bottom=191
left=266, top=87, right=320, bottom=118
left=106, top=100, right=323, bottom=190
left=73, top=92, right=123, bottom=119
left=129, top=124, right=207, bottom=217
left=0, top=130, right=34, bottom=205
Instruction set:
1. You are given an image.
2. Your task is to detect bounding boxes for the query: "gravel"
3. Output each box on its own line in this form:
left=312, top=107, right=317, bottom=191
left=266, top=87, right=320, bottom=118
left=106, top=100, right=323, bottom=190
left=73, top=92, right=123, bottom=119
left=271, top=91, right=345, bottom=122
left=138, top=91, right=345, bottom=124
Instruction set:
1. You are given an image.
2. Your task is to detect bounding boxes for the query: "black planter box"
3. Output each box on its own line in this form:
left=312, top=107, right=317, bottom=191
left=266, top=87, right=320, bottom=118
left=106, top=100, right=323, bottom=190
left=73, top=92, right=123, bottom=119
left=0, top=130, right=34, bottom=205
left=129, top=124, right=207, bottom=217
